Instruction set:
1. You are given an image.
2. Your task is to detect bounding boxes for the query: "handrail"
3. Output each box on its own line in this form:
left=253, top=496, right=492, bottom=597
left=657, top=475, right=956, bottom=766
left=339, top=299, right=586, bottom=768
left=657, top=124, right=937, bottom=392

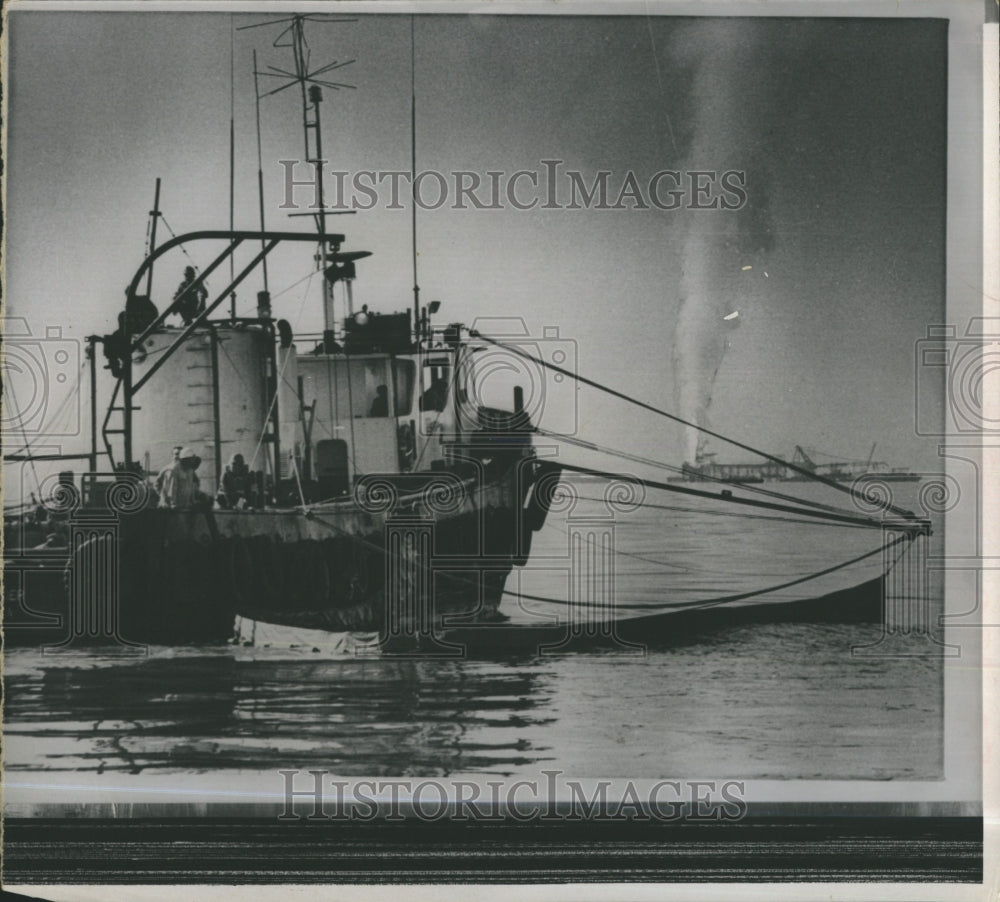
left=118, top=229, right=344, bottom=470
left=125, top=229, right=344, bottom=302
left=125, top=230, right=345, bottom=351
left=131, top=239, right=280, bottom=393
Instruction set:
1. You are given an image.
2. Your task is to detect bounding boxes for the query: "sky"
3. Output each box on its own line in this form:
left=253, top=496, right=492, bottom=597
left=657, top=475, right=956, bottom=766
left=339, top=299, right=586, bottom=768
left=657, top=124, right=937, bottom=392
left=2, top=9, right=965, bottom=497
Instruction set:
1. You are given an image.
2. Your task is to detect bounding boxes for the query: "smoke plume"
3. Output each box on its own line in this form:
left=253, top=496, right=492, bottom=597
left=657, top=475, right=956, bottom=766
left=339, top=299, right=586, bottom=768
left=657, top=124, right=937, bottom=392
left=670, top=21, right=774, bottom=466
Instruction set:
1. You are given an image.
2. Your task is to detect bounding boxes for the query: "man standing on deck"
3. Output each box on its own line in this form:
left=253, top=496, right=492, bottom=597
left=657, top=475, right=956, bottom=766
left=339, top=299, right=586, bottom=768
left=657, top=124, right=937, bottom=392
left=155, top=446, right=183, bottom=508
left=157, top=447, right=201, bottom=509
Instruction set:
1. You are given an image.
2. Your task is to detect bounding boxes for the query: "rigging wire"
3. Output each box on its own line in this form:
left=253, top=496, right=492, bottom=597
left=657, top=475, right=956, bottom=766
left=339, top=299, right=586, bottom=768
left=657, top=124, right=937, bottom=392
left=556, top=460, right=893, bottom=530
left=344, top=348, right=360, bottom=477
left=229, top=16, right=237, bottom=315
left=252, top=48, right=270, bottom=293
left=244, top=270, right=317, bottom=474
left=300, top=503, right=910, bottom=619
left=236, top=272, right=364, bottom=486
left=270, top=268, right=321, bottom=301
left=3, top=357, right=89, bottom=461
left=412, top=403, right=445, bottom=471
left=468, top=328, right=918, bottom=521
left=4, top=375, right=44, bottom=498
left=501, top=533, right=909, bottom=616
left=534, top=426, right=874, bottom=520
left=537, top=508, right=700, bottom=573
left=410, top=14, right=420, bottom=333
left=569, top=492, right=874, bottom=531
left=158, top=213, right=209, bottom=293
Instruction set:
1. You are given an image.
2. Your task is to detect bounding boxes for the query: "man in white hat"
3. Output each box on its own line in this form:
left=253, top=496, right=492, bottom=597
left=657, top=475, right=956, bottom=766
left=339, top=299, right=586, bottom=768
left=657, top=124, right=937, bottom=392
left=155, top=446, right=183, bottom=507
left=158, top=447, right=201, bottom=509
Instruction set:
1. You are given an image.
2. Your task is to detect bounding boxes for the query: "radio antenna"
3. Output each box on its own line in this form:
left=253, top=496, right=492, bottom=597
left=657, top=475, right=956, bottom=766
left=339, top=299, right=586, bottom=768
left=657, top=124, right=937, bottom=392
left=241, top=14, right=355, bottom=330
left=229, top=17, right=237, bottom=317
left=410, top=15, right=420, bottom=339
left=252, top=49, right=270, bottom=295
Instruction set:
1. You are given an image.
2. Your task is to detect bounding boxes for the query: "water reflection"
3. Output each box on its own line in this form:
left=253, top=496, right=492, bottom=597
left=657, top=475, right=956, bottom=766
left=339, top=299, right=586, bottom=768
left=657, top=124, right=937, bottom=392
left=4, top=653, right=556, bottom=777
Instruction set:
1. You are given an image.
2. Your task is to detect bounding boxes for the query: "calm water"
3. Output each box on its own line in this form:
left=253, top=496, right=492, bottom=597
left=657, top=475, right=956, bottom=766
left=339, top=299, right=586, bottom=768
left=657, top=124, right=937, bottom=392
left=3, top=480, right=944, bottom=785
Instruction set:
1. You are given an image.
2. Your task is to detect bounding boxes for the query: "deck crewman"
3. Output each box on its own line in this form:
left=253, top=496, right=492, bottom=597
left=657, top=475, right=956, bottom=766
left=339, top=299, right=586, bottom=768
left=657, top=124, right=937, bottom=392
left=218, top=453, right=250, bottom=509
left=155, top=446, right=183, bottom=507
left=172, top=266, right=208, bottom=325
left=157, top=447, right=201, bottom=509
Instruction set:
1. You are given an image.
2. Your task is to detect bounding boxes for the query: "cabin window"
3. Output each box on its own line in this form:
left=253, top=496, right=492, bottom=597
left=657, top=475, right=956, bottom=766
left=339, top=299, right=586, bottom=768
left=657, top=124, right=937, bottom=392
left=299, top=357, right=397, bottom=420
left=392, top=359, right=416, bottom=417
left=346, top=359, right=389, bottom=418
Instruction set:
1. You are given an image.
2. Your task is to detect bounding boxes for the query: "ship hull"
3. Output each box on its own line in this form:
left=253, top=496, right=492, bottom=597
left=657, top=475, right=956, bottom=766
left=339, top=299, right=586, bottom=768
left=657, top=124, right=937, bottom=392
left=443, top=575, right=886, bottom=655
left=4, top=459, right=912, bottom=651
left=4, top=458, right=551, bottom=647
left=214, top=571, right=887, bottom=656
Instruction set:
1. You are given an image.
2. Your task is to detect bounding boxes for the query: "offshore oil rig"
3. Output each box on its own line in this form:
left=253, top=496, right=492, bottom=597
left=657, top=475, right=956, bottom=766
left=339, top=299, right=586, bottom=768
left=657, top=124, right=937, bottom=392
left=682, top=445, right=921, bottom=484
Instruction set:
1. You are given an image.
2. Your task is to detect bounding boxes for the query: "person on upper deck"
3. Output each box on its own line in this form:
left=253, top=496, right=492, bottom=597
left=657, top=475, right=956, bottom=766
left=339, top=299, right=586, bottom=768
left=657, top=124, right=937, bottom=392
left=172, top=266, right=208, bottom=326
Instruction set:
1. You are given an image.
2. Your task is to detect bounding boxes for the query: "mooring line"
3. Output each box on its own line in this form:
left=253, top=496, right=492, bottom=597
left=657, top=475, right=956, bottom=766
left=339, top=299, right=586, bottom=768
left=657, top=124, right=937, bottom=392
left=557, top=461, right=889, bottom=530
left=468, top=329, right=918, bottom=521
left=502, top=533, right=911, bottom=616
left=535, top=426, right=879, bottom=521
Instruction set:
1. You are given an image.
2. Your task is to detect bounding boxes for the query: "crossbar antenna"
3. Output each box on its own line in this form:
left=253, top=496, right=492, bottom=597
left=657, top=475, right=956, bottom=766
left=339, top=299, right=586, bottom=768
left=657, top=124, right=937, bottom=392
left=241, top=14, right=356, bottom=335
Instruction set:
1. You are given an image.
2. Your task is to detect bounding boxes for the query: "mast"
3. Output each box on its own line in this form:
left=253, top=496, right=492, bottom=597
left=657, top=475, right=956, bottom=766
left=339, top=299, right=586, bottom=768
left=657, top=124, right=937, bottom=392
left=229, top=19, right=237, bottom=319
left=252, top=49, right=270, bottom=307
left=308, top=82, right=333, bottom=332
left=144, top=178, right=161, bottom=300
left=127, top=178, right=162, bottom=469
left=410, top=15, right=420, bottom=341
left=88, top=336, right=98, bottom=473
left=243, top=14, right=355, bottom=339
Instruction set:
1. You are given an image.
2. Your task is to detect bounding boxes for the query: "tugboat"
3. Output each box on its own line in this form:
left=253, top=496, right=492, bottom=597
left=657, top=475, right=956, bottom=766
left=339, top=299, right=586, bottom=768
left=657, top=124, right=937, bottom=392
left=3, top=16, right=930, bottom=652
left=3, top=227, right=559, bottom=647
left=2, top=19, right=560, bottom=648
